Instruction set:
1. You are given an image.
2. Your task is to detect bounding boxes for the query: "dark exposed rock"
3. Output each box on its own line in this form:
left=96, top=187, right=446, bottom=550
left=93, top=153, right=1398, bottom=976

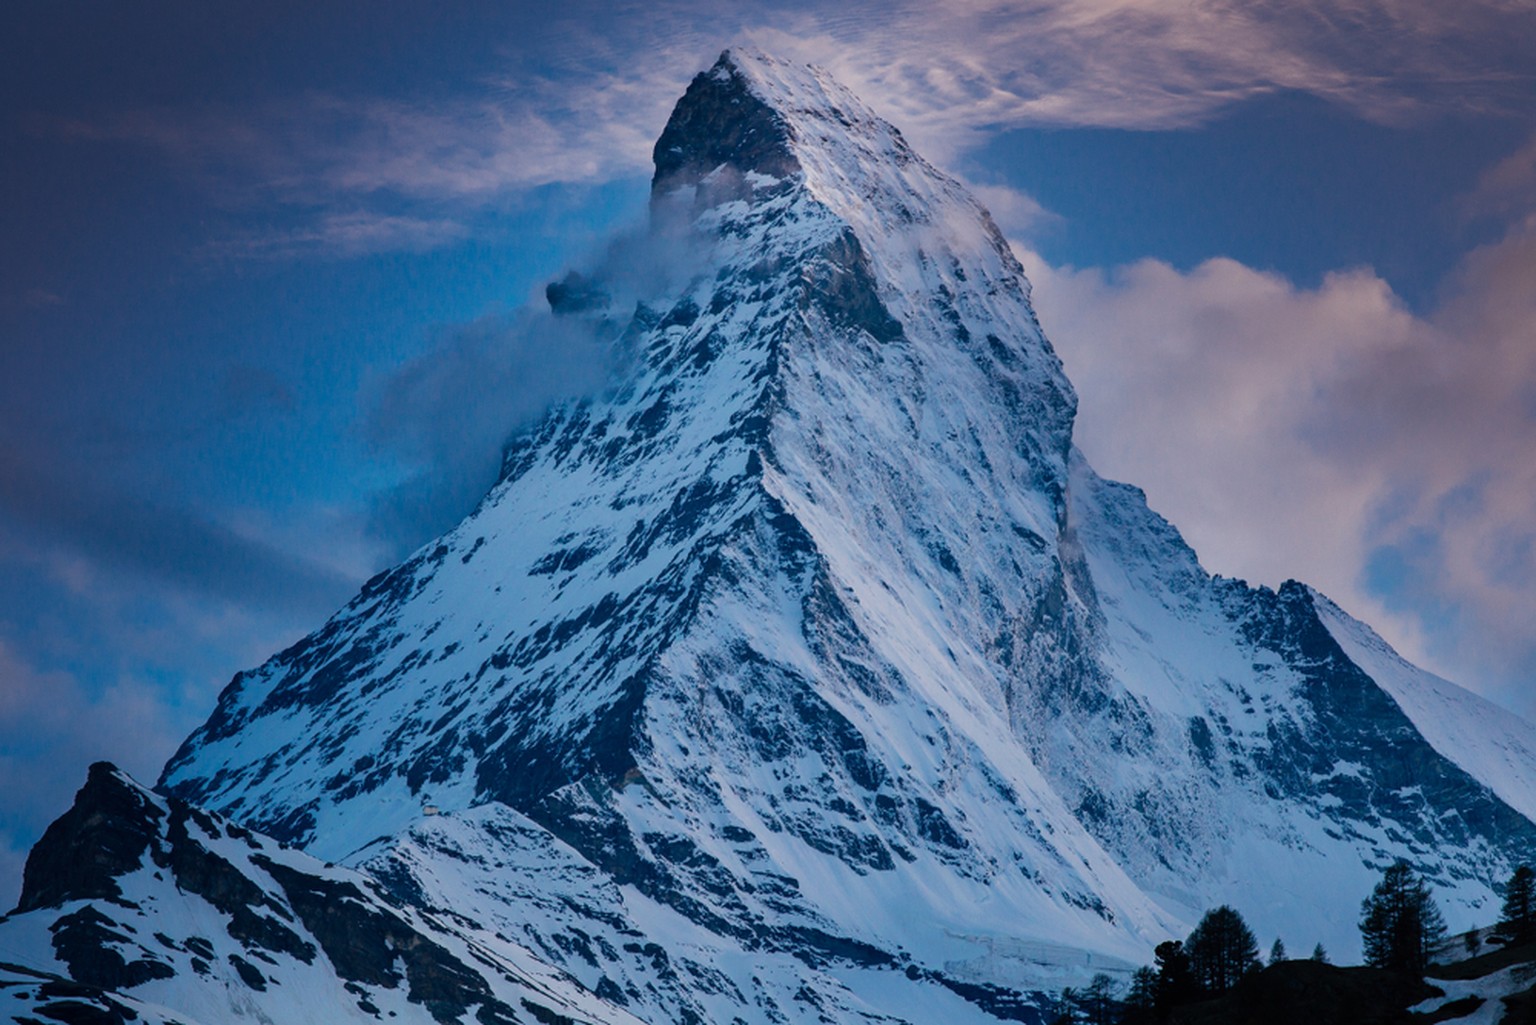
left=15, top=764, right=162, bottom=915
left=227, top=953, right=266, bottom=991
left=799, top=228, right=903, bottom=344
left=159, top=806, right=315, bottom=963
left=254, top=856, right=519, bottom=1025
left=547, top=272, right=609, bottom=316
left=1238, top=582, right=1536, bottom=876
left=521, top=999, right=581, bottom=1025
left=49, top=906, right=174, bottom=992
left=1, top=961, right=147, bottom=1025
left=652, top=52, right=799, bottom=197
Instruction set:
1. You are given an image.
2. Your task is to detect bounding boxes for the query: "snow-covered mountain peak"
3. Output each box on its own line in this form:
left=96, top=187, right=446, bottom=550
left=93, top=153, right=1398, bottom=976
left=159, top=50, right=1084, bottom=857
left=102, top=51, right=1536, bottom=1024
left=653, top=47, right=914, bottom=197
left=651, top=49, right=1060, bottom=381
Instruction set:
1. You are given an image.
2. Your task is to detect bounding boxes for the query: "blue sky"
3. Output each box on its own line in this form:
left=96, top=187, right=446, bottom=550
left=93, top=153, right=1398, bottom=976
left=3, top=0, right=1535, bottom=899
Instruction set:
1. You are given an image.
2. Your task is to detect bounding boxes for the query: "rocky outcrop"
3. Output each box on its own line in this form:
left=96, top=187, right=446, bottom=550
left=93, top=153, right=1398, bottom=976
left=0, top=764, right=640, bottom=1025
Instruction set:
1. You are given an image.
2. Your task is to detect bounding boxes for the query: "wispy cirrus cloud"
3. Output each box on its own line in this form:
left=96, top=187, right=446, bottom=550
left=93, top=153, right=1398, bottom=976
left=205, top=211, right=471, bottom=261
left=54, top=81, right=663, bottom=206
left=47, top=76, right=667, bottom=257
left=0, top=446, right=354, bottom=617
left=51, top=0, right=1536, bottom=249
left=744, top=0, right=1535, bottom=164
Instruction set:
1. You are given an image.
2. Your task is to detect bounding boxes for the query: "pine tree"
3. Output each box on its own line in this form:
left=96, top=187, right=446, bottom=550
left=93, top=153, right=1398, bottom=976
left=1269, top=937, right=1286, bottom=964
left=1359, top=860, right=1447, bottom=977
left=1311, top=942, right=1328, bottom=963
left=1122, top=966, right=1159, bottom=1025
left=1077, top=973, right=1117, bottom=1025
left=1050, top=987, right=1079, bottom=1025
left=1153, top=939, right=1196, bottom=1010
left=1496, top=865, right=1536, bottom=947
left=1186, top=906, right=1261, bottom=994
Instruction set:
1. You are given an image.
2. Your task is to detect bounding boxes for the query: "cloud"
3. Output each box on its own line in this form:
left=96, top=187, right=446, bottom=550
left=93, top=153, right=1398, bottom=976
left=1022, top=215, right=1536, bottom=712
left=359, top=208, right=713, bottom=554
left=1, top=288, right=65, bottom=310
left=48, top=76, right=666, bottom=258
left=206, top=211, right=471, bottom=260
left=50, top=0, right=1536, bottom=236
left=964, top=182, right=1062, bottom=237
left=0, top=447, right=354, bottom=618
left=1462, top=133, right=1536, bottom=224
left=0, top=637, right=192, bottom=909
left=55, top=79, right=664, bottom=205
left=362, top=307, right=619, bottom=553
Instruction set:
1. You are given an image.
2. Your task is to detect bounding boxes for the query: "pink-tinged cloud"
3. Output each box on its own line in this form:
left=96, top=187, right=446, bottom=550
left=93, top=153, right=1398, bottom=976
left=206, top=212, right=472, bottom=260
left=1023, top=216, right=1536, bottom=711
left=1463, top=132, right=1536, bottom=223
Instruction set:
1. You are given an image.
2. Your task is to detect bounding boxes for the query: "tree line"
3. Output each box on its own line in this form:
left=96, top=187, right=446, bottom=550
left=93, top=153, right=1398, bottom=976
left=1045, top=860, right=1536, bottom=1025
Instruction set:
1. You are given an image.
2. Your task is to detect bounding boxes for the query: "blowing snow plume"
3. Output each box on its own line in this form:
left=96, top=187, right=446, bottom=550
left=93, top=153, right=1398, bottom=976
left=364, top=197, right=714, bottom=556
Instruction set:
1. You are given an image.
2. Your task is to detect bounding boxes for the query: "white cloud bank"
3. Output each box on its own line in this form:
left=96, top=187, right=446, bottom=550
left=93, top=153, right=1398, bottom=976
left=1022, top=213, right=1536, bottom=711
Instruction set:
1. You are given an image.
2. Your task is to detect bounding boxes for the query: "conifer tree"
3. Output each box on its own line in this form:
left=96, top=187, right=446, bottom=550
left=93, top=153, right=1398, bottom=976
left=1496, top=865, right=1536, bottom=946
left=1122, top=967, right=1158, bottom=1025
left=1049, top=987, right=1079, bottom=1025
left=1186, top=906, right=1261, bottom=993
left=1153, top=940, right=1196, bottom=1010
left=1311, top=942, right=1328, bottom=963
left=1269, top=937, right=1286, bottom=964
left=1359, top=860, right=1447, bottom=977
left=1078, top=974, right=1117, bottom=1025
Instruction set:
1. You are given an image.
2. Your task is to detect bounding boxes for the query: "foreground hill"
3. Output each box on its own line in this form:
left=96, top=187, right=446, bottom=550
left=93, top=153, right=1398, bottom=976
left=0, top=764, right=641, bottom=1025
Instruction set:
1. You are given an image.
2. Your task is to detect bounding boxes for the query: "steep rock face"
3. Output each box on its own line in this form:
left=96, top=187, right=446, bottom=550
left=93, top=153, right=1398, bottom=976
left=15, top=761, right=166, bottom=915
left=100, top=46, right=1536, bottom=1024
left=1053, top=458, right=1536, bottom=944
left=0, top=764, right=642, bottom=1025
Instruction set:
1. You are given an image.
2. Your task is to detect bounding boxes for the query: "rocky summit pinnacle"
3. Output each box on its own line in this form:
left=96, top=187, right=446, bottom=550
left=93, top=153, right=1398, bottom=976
left=651, top=50, right=801, bottom=193
left=5, top=49, right=1536, bottom=1025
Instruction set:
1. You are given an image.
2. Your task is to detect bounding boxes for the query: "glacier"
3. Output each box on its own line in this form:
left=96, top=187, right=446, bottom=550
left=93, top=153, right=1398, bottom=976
left=3, top=47, right=1535, bottom=1025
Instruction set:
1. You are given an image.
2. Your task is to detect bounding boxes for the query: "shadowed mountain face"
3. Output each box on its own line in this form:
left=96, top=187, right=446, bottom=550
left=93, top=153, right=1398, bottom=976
left=5, top=48, right=1536, bottom=1025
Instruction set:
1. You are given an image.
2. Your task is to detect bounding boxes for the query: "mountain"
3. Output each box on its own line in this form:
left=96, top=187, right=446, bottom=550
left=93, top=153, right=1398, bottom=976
left=5, top=47, right=1536, bottom=1025
left=0, top=763, right=641, bottom=1025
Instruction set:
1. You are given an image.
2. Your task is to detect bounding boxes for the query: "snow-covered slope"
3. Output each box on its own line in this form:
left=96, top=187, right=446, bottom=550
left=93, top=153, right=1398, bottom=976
left=1315, top=591, right=1536, bottom=828
left=0, top=763, right=642, bottom=1025
left=1064, top=456, right=1536, bottom=952
left=9, top=48, right=1536, bottom=1025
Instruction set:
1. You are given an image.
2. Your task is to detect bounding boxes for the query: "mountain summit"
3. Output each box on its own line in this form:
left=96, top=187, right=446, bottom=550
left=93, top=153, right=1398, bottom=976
left=7, top=48, right=1536, bottom=1025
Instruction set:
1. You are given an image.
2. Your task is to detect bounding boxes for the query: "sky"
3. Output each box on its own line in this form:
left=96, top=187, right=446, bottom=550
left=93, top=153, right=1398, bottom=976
left=2, top=0, right=1535, bottom=902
